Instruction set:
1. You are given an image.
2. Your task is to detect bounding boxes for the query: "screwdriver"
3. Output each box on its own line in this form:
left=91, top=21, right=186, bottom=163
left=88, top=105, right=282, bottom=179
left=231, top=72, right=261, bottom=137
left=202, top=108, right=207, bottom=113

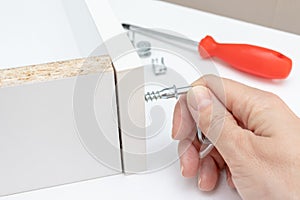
left=123, top=23, right=292, bottom=79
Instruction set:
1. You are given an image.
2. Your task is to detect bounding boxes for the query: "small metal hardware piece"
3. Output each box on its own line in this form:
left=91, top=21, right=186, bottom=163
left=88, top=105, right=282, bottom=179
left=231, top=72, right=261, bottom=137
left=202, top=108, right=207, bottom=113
left=136, top=41, right=152, bottom=58
left=152, top=57, right=167, bottom=75
left=144, top=85, right=191, bottom=102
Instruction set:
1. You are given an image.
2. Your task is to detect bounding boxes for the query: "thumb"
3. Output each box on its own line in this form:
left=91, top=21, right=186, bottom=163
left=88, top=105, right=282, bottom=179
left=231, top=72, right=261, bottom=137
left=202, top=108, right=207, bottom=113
left=186, top=86, right=251, bottom=161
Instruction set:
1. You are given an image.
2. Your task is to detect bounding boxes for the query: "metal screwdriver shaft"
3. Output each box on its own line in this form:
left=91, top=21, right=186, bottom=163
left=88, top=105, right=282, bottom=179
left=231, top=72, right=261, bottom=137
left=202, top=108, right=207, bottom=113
left=122, top=23, right=199, bottom=48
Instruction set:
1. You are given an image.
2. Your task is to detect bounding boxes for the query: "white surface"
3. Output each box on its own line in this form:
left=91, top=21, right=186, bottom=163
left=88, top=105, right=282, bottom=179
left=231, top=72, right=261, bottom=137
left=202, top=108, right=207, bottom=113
left=84, top=0, right=142, bottom=70
left=85, top=0, right=147, bottom=173
left=0, top=0, right=76, bottom=68
left=2, top=0, right=300, bottom=199
left=0, top=0, right=106, bottom=68
left=0, top=0, right=124, bottom=196
left=0, top=73, right=122, bottom=196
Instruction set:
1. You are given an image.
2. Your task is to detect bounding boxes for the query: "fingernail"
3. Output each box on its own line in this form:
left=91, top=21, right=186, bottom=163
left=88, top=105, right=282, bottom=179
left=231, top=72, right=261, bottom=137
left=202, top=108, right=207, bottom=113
left=181, top=164, right=184, bottom=176
left=187, top=86, right=212, bottom=120
left=198, top=178, right=202, bottom=190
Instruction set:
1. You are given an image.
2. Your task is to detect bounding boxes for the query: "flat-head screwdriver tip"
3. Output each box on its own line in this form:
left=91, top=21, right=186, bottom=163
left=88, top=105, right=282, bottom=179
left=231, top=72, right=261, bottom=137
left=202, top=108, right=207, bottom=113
left=122, top=23, right=130, bottom=30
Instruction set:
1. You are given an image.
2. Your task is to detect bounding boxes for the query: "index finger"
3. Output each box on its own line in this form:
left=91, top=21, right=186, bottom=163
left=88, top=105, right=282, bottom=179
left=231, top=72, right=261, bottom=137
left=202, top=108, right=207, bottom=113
left=172, top=94, right=196, bottom=140
left=191, top=75, right=269, bottom=127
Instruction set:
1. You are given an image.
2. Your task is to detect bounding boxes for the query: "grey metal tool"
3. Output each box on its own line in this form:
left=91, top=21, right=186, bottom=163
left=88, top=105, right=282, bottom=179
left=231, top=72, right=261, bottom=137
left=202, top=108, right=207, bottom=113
left=145, top=85, right=213, bottom=158
left=127, top=30, right=136, bottom=46
left=122, top=23, right=198, bottom=48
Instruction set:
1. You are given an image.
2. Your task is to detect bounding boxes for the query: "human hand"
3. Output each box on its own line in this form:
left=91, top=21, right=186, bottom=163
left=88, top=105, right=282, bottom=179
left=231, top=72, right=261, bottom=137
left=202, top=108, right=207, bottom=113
left=172, top=75, right=300, bottom=199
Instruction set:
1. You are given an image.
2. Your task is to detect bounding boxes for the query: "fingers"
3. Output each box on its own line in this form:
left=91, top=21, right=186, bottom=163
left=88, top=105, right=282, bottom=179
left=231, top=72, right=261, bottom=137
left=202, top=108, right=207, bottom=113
left=198, top=156, right=219, bottom=191
left=178, top=139, right=199, bottom=178
left=172, top=95, right=196, bottom=140
left=173, top=75, right=298, bottom=194
left=191, top=75, right=298, bottom=137
left=186, top=85, right=251, bottom=162
left=179, top=135, right=226, bottom=191
left=179, top=138, right=222, bottom=191
left=225, top=165, right=235, bottom=189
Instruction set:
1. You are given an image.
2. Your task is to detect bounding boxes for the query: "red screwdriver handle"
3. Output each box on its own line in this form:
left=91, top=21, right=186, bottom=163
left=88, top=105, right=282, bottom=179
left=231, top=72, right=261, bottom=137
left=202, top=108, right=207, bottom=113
left=199, top=36, right=292, bottom=79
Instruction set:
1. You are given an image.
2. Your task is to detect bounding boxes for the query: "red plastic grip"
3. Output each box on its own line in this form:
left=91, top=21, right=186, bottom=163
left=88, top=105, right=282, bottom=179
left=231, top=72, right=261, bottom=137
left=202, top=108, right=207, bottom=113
left=198, top=36, right=292, bottom=79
